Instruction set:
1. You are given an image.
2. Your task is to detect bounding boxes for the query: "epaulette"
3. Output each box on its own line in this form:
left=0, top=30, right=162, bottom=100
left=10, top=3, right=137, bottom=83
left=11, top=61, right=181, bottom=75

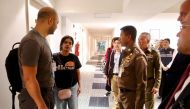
left=123, top=48, right=132, bottom=56
left=150, top=46, right=158, bottom=51
left=150, top=47, right=160, bottom=54
left=133, top=47, right=147, bottom=61
left=133, top=47, right=144, bottom=55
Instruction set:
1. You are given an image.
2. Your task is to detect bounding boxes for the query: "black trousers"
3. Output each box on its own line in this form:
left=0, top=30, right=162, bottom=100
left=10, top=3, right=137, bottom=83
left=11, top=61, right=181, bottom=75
left=105, top=79, right=111, bottom=91
left=159, top=70, right=166, bottom=100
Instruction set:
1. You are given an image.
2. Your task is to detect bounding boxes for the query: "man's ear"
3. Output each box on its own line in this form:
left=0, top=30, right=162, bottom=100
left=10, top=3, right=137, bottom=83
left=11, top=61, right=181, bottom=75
left=147, top=39, right=150, bottom=43
left=48, top=17, right=53, bottom=25
left=127, top=35, right=132, bottom=41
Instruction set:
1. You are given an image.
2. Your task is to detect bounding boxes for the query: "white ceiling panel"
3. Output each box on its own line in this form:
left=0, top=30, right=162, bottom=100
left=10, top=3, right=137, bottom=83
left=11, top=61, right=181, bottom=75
left=55, top=0, right=123, bottom=13
left=54, top=0, right=184, bottom=29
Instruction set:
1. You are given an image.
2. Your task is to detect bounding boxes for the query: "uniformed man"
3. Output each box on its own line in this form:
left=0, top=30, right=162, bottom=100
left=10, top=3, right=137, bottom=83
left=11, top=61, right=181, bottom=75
left=138, top=32, right=161, bottom=109
left=118, top=25, right=147, bottom=109
left=159, top=38, right=175, bottom=70
left=159, top=38, right=176, bottom=100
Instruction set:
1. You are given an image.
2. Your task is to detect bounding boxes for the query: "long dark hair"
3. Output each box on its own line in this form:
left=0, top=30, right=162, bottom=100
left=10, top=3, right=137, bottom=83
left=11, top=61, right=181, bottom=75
left=59, top=35, right=74, bottom=51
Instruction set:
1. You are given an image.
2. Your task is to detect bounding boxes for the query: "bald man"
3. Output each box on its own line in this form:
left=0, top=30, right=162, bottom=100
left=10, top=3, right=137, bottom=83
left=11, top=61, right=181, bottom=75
left=159, top=0, right=190, bottom=108
left=164, top=10, right=190, bottom=109
left=18, top=7, right=59, bottom=109
left=160, top=0, right=190, bottom=101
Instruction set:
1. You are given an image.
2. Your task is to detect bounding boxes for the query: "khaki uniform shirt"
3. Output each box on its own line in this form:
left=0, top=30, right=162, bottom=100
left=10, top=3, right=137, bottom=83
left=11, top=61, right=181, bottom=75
left=144, top=47, right=161, bottom=89
left=118, top=44, right=147, bottom=108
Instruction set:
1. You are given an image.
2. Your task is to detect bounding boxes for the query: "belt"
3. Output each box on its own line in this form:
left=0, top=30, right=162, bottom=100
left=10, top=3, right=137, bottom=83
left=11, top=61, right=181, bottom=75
left=112, top=73, right=118, bottom=76
left=147, top=77, right=154, bottom=80
left=119, top=88, right=133, bottom=92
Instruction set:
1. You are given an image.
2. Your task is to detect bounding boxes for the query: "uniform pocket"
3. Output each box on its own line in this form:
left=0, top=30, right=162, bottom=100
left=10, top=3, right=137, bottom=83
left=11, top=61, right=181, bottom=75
left=122, top=67, right=130, bottom=76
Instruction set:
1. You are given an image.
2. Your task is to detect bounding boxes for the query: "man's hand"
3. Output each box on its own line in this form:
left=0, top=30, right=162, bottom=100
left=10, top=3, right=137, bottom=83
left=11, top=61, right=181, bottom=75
left=77, top=87, right=81, bottom=96
left=151, top=87, right=158, bottom=94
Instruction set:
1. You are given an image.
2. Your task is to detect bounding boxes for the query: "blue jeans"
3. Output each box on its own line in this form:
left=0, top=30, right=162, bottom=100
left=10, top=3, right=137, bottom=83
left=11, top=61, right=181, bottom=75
left=54, top=84, right=78, bottom=109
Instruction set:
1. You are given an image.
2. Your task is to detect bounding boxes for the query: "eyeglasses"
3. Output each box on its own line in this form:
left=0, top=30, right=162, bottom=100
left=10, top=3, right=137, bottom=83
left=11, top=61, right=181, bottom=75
left=180, top=25, right=190, bottom=30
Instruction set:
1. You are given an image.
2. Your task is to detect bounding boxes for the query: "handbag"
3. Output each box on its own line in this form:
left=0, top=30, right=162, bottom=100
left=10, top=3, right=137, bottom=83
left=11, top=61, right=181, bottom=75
left=58, top=88, right=71, bottom=100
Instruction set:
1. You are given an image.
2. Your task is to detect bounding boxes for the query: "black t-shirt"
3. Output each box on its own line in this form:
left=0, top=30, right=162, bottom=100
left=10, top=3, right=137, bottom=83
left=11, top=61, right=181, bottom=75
left=53, top=53, right=82, bottom=89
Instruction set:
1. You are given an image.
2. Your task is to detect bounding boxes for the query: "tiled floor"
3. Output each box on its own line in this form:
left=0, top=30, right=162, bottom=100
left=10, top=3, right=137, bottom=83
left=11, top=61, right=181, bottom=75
left=78, top=57, right=161, bottom=109
left=78, top=64, right=112, bottom=109
left=92, top=83, right=106, bottom=89
left=89, top=97, right=109, bottom=107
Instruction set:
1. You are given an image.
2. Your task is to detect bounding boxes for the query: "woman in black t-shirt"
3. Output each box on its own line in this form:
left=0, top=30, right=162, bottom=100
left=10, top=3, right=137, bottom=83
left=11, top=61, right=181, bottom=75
left=53, top=35, right=82, bottom=109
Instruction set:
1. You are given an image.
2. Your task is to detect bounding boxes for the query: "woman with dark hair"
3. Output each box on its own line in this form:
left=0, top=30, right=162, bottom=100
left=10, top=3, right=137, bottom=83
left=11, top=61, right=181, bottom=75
left=53, top=35, right=82, bottom=109
left=103, top=38, right=115, bottom=96
left=104, top=38, right=114, bottom=62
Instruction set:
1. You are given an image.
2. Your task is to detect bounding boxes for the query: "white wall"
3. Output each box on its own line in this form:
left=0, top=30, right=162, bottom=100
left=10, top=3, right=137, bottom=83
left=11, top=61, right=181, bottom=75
left=87, top=33, right=99, bottom=57
left=138, top=13, right=180, bottom=49
left=113, top=13, right=180, bottom=49
left=29, top=1, right=39, bottom=29
left=0, top=0, right=26, bottom=108
left=81, top=28, right=89, bottom=64
left=49, top=15, right=63, bottom=53
left=72, top=23, right=88, bottom=64
left=52, top=16, right=89, bottom=65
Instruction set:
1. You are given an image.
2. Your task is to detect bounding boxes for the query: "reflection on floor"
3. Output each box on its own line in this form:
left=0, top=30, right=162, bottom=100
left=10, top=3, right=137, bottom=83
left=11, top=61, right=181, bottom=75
left=94, top=74, right=104, bottom=78
left=78, top=55, right=161, bottom=109
left=92, top=83, right=106, bottom=89
left=89, top=97, right=109, bottom=107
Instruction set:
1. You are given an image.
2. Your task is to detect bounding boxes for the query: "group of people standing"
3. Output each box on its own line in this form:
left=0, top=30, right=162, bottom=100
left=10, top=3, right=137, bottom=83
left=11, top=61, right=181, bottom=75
left=16, top=0, right=190, bottom=109
left=104, top=0, right=190, bottom=109
left=104, top=27, right=160, bottom=109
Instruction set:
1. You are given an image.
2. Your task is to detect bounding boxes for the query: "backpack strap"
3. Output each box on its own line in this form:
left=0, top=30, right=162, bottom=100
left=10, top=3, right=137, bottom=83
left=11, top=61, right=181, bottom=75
left=9, top=86, right=16, bottom=109
left=12, top=42, right=20, bottom=49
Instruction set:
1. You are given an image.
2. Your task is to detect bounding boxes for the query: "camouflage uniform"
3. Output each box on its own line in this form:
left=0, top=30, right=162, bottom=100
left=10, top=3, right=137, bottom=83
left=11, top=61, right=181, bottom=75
left=118, top=44, right=147, bottom=109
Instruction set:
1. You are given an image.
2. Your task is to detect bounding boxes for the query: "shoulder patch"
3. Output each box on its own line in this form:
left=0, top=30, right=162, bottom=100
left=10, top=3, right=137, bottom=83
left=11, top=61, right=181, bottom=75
left=133, top=47, right=140, bottom=54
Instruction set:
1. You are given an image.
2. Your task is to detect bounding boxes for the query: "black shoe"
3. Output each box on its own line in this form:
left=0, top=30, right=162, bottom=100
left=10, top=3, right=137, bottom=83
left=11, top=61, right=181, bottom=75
left=104, top=91, right=111, bottom=96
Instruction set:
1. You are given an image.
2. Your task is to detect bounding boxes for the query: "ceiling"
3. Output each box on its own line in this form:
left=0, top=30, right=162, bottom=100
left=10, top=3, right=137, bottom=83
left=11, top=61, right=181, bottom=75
left=54, top=0, right=184, bottom=30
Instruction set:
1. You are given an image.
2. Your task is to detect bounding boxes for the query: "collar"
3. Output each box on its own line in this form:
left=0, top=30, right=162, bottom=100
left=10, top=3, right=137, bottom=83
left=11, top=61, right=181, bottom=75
left=124, top=43, right=137, bottom=55
left=144, top=47, right=152, bottom=53
left=31, top=27, right=46, bottom=38
left=113, top=49, right=122, bottom=53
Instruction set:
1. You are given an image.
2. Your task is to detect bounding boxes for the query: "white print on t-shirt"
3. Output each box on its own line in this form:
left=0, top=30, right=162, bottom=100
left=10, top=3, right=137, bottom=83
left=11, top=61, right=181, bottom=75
left=52, top=60, right=56, bottom=72
left=57, top=61, right=75, bottom=70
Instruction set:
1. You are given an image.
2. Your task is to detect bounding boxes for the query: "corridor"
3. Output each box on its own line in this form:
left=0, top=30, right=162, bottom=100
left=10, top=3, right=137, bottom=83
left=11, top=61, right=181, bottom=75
left=0, top=0, right=185, bottom=109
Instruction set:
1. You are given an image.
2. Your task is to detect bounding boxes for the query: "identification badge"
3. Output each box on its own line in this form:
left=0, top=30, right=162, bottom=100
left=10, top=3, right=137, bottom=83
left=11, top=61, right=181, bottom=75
left=119, top=65, right=124, bottom=77
left=52, top=60, right=56, bottom=72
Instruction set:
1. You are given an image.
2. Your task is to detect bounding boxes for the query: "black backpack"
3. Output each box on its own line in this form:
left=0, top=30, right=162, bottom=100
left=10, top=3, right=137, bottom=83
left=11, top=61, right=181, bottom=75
left=5, top=42, right=22, bottom=109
